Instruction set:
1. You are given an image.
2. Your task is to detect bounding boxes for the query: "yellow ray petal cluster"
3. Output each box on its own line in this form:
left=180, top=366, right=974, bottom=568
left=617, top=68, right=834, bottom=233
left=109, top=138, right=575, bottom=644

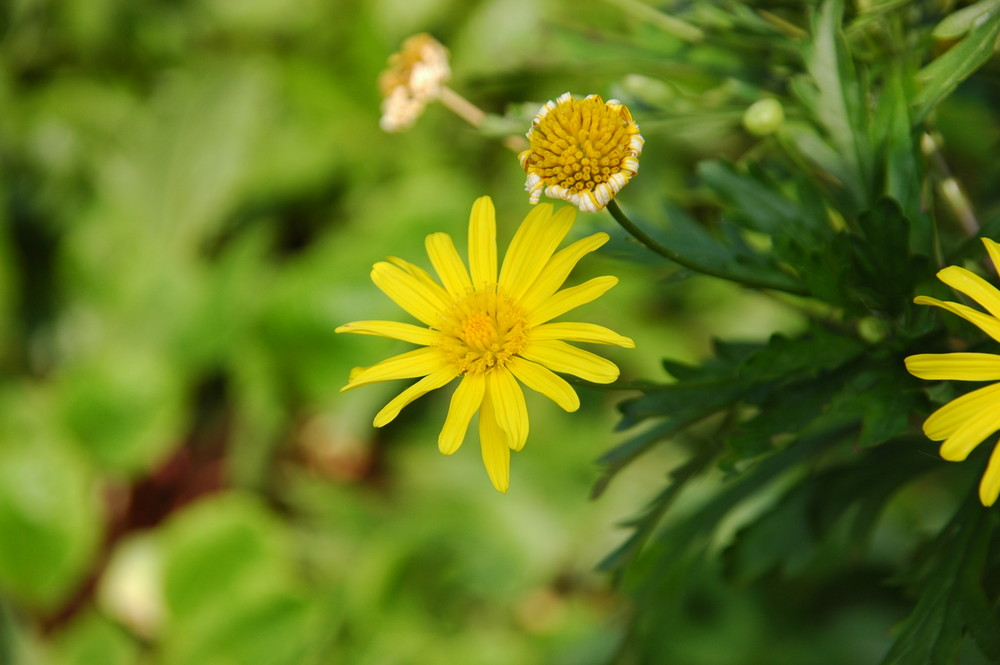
left=905, top=237, right=1000, bottom=506
left=378, top=33, right=451, bottom=132
left=519, top=93, right=644, bottom=213
left=337, top=196, right=633, bottom=492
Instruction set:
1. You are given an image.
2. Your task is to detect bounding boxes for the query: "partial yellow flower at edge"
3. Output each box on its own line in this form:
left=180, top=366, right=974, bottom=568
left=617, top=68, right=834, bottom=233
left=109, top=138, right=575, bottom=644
left=519, top=92, right=644, bottom=213
left=905, top=237, right=1000, bottom=506
left=378, top=33, right=451, bottom=132
left=337, top=196, right=634, bottom=493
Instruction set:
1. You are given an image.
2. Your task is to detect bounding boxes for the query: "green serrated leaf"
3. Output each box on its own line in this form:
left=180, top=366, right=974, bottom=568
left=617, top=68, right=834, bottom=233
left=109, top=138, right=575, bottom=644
left=595, top=410, right=720, bottom=498
left=697, top=160, right=804, bottom=235
left=881, top=497, right=993, bottom=665
left=598, top=447, right=717, bottom=574
left=725, top=436, right=941, bottom=586
left=612, top=202, right=805, bottom=293
left=724, top=481, right=816, bottom=584
left=849, top=198, right=931, bottom=316
left=625, top=419, right=858, bottom=605
left=739, top=325, right=866, bottom=382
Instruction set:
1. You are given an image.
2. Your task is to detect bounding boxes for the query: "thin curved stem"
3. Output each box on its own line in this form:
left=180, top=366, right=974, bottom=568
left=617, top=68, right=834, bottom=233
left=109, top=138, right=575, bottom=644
left=605, top=199, right=809, bottom=296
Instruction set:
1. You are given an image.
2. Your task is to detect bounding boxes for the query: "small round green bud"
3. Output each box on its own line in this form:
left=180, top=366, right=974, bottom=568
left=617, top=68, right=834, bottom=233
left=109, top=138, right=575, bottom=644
left=742, top=98, right=785, bottom=136
left=857, top=316, right=889, bottom=344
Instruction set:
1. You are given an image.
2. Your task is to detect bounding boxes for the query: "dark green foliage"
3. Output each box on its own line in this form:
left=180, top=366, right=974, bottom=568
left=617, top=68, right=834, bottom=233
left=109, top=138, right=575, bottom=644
left=595, top=0, right=1000, bottom=662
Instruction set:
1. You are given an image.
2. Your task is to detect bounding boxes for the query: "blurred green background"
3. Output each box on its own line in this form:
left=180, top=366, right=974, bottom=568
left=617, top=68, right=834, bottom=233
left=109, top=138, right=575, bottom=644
left=0, top=1, right=721, bottom=663
left=5, top=0, right=965, bottom=663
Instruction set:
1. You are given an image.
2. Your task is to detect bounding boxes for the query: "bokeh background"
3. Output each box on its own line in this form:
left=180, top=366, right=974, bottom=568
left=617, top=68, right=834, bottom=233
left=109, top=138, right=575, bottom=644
left=6, top=0, right=980, bottom=663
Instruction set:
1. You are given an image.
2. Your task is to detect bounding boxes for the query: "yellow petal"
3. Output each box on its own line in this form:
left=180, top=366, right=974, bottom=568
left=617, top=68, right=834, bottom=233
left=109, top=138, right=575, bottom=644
left=499, top=204, right=575, bottom=301
left=468, top=196, right=497, bottom=288
left=507, top=357, right=580, bottom=412
left=983, top=238, right=1000, bottom=275
left=341, top=347, right=447, bottom=391
left=385, top=257, right=452, bottom=308
left=938, top=397, right=1000, bottom=461
left=374, top=367, right=457, bottom=427
left=530, top=322, right=634, bottom=348
left=371, top=262, right=447, bottom=327
left=438, top=373, right=485, bottom=455
left=913, top=295, right=1000, bottom=343
left=520, top=339, right=620, bottom=384
left=425, top=232, right=472, bottom=298
left=519, top=233, right=610, bottom=311
left=487, top=370, right=529, bottom=451
left=924, top=382, right=1000, bottom=440
left=979, top=440, right=1000, bottom=506
left=336, top=320, right=441, bottom=346
left=527, top=276, right=619, bottom=327
left=936, top=266, right=1000, bottom=319
left=479, top=391, right=511, bottom=493
left=905, top=353, right=1000, bottom=381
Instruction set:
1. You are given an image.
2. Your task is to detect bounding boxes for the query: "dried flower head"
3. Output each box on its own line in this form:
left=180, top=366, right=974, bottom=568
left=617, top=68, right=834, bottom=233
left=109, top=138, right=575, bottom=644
left=378, top=33, right=451, bottom=132
left=519, top=93, right=644, bottom=213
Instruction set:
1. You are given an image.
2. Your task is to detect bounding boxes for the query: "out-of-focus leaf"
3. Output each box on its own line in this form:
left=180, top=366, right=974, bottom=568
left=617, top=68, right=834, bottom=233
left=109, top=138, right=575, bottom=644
left=52, top=612, right=139, bottom=665
left=159, top=493, right=319, bottom=665
left=877, top=67, right=931, bottom=255
left=96, top=64, right=267, bottom=254
left=913, top=7, right=1000, bottom=124
left=226, top=342, right=287, bottom=489
left=57, top=341, right=185, bottom=474
left=165, top=591, right=317, bottom=665
left=777, top=121, right=860, bottom=213
left=160, top=493, right=293, bottom=618
left=932, top=0, right=1000, bottom=39
left=802, top=0, right=872, bottom=207
left=0, top=205, right=18, bottom=363
left=0, top=386, right=99, bottom=609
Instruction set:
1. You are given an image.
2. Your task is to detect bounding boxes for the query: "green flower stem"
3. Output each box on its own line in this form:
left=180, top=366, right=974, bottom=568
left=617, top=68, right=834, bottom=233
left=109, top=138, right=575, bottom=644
left=605, top=199, right=809, bottom=295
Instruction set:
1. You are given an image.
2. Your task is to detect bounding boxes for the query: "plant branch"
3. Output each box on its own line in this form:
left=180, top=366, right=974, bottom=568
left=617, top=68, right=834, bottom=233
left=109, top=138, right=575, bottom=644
left=605, top=199, right=809, bottom=295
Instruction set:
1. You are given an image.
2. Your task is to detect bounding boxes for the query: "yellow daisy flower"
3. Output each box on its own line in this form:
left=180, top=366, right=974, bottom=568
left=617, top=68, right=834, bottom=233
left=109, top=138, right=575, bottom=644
left=378, top=33, right=451, bottom=132
left=518, top=92, right=644, bottom=213
left=337, top=196, right=634, bottom=492
left=905, top=237, right=1000, bottom=506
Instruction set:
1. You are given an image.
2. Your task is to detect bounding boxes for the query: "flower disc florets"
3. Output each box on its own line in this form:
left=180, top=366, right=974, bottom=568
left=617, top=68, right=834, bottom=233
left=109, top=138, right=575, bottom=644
left=437, top=288, right=530, bottom=375
left=378, top=33, right=451, bottom=132
left=518, top=92, right=644, bottom=213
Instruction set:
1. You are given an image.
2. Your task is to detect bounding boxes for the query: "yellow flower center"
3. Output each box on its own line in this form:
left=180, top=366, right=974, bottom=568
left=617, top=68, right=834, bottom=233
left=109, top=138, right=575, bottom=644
left=523, top=96, right=634, bottom=193
left=438, top=288, right=530, bottom=375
